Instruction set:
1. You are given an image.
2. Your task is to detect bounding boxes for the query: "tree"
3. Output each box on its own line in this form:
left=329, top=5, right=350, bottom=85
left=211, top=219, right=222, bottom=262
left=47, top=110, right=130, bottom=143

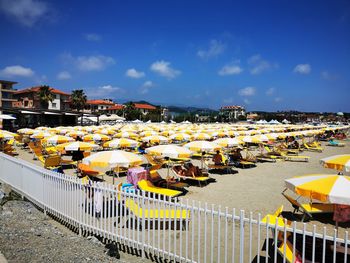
left=124, top=102, right=141, bottom=120
left=71, top=89, right=87, bottom=112
left=39, top=85, right=54, bottom=109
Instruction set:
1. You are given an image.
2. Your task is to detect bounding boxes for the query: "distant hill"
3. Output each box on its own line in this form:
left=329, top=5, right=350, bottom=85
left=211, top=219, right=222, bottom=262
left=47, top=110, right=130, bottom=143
left=167, top=105, right=218, bottom=114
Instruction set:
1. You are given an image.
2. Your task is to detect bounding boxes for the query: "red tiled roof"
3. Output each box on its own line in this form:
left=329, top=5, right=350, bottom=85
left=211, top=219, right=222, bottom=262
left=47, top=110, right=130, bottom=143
left=15, top=86, right=70, bottom=96
left=102, top=104, right=124, bottom=110
left=87, top=100, right=115, bottom=105
left=134, top=103, right=156, bottom=110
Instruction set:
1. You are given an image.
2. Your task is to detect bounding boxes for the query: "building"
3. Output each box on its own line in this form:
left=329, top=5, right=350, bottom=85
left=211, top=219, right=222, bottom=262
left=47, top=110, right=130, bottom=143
left=84, top=99, right=115, bottom=113
left=12, top=86, right=71, bottom=111
left=220, top=105, right=246, bottom=121
left=0, top=80, right=18, bottom=129
left=100, top=104, right=124, bottom=114
left=134, top=103, right=157, bottom=115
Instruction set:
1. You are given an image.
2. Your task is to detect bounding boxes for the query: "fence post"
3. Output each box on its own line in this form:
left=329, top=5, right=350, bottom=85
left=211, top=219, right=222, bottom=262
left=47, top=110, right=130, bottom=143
left=239, top=210, right=245, bottom=263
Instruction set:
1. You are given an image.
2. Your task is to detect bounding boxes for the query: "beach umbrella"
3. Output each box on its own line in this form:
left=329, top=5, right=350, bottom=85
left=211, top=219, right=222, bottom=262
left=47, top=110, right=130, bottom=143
left=320, top=154, right=350, bottom=173
left=66, top=131, right=86, bottom=138
left=42, top=135, right=74, bottom=145
left=139, top=130, right=158, bottom=137
left=285, top=174, right=350, bottom=205
left=142, top=135, right=169, bottom=144
left=160, top=130, right=175, bottom=136
left=114, top=131, right=139, bottom=139
left=98, top=128, right=116, bottom=135
left=83, top=134, right=110, bottom=142
left=17, top=128, right=35, bottom=135
left=184, top=140, right=221, bottom=152
left=103, top=138, right=139, bottom=149
left=214, top=138, right=242, bottom=148
left=145, top=144, right=193, bottom=159
left=169, top=133, right=191, bottom=142
left=56, top=141, right=99, bottom=151
left=30, top=132, right=53, bottom=139
left=0, top=131, right=15, bottom=140
left=191, top=133, right=212, bottom=141
left=238, top=135, right=261, bottom=144
left=82, top=150, right=143, bottom=183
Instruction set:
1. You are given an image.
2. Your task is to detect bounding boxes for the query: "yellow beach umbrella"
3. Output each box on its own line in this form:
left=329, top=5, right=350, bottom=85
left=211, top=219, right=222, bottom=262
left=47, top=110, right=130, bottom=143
left=17, top=128, right=35, bottom=135
left=145, top=144, right=193, bottom=159
left=103, top=138, right=139, bottom=149
left=169, top=133, right=191, bottom=142
left=82, top=150, right=143, bottom=182
left=56, top=141, right=99, bottom=151
left=83, top=133, right=110, bottom=142
left=213, top=138, right=242, bottom=148
left=320, top=154, right=350, bottom=173
left=191, top=133, right=212, bottom=141
left=142, top=135, right=169, bottom=144
left=184, top=140, right=221, bottom=152
left=114, top=131, right=139, bottom=139
left=285, top=174, right=350, bottom=205
left=30, top=132, right=53, bottom=139
left=0, top=131, right=15, bottom=140
left=42, top=135, right=74, bottom=145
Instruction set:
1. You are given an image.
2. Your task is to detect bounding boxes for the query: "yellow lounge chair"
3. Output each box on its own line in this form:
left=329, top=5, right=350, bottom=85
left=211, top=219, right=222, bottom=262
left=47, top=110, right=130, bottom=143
left=282, top=192, right=334, bottom=221
left=137, top=179, right=183, bottom=198
left=41, top=155, right=62, bottom=170
left=172, top=166, right=211, bottom=187
left=278, top=238, right=302, bottom=263
left=303, top=143, right=323, bottom=152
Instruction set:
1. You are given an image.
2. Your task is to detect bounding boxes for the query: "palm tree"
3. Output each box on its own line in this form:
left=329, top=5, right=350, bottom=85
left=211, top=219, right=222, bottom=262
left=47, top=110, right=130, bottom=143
left=71, top=89, right=87, bottom=112
left=39, top=85, right=54, bottom=109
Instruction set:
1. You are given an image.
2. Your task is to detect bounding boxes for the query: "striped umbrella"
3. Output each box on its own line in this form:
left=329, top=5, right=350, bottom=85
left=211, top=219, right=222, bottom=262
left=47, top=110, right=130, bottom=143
left=82, top=150, right=143, bottom=171
left=56, top=141, right=99, bottom=151
left=30, top=132, right=53, bottom=139
left=213, top=138, right=242, bottom=148
left=145, top=144, right=193, bottom=159
left=184, top=140, right=221, bottom=152
left=142, top=135, right=169, bottom=144
left=17, top=128, right=35, bottom=135
left=320, top=154, right=350, bottom=173
left=103, top=138, right=139, bottom=149
left=83, top=134, right=110, bottom=142
left=285, top=174, right=350, bottom=205
left=140, top=130, right=158, bottom=137
left=42, top=135, right=74, bottom=145
left=169, top=133, right=191, bottom=142
left=191, top=133, right=212, bottom=141
left=114, top=131, right=139, bottom=139
left=0, top=131, right=15, bottom=140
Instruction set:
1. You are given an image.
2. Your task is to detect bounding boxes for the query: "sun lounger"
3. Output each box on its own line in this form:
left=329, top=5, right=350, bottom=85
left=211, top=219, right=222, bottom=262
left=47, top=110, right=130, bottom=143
left=78, top=163, right=104, bottom=179
left=282, top=192, right=334, bottom=221
left=149, top=169, right=188, bottom=191
left=281, top=154, right=310, bottom=162
left=327, top=140, right=345, bottom=147
left=137, top=179, right=183, bottom=199
left=40, top=155, right=62, bottom=170
left=303, top=143, right=323, bottom=152
left=172, top=166, right=211, bottom=187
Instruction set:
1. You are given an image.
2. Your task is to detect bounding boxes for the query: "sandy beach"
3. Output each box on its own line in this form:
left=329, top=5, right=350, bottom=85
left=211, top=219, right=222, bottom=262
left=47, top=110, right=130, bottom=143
left=14, top=139, right=350, bottom=235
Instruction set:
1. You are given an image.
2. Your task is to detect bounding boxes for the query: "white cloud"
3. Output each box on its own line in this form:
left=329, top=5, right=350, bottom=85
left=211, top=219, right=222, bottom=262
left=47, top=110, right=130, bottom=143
left=84, top=33, right=101, bottom=42
left=248, top=54, right=278, bottom=75
left=150, top=60, right=181, bottom=79
left=86, top=85, right=124, bottom=98
left=266, top=87, right=275, bottom=96
left=243, top=99, right=251, bottom=104
left=125, top=68, right=145, bottom=79
left=0, top=65, right=34, bottom=77
left=293, top=64, right=311, bottom=74
left=0, top=0, right=49, bottom=27
left=140, top=81, right=154, bottom=94
left=218, top=65, right=243, bottom=76
left=62, top=53, right=115, bottom=71
left=238, top=86, right=256, bottom=96
left=57, top=71, right=71, bottom=80
left=197, top=39, right=226, bottom=60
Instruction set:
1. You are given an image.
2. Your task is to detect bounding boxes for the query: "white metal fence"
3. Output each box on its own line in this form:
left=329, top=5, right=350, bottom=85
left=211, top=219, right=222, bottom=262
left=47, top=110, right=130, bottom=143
left=0, top=152, right=349, bottom=263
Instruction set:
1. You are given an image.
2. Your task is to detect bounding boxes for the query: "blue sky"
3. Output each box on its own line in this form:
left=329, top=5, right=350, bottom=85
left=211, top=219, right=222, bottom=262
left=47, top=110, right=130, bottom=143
left=0, top=0, right=349, bottom=112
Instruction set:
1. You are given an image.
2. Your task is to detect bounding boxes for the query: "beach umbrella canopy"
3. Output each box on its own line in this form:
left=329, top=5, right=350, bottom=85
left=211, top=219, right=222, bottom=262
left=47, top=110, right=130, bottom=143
left=184, top=140, right=221, bottom=152
left=0, top=131, right=15, bottom=140
left=285, top=174, right=350, bottom=205
left=214, top=138, right=242, bottom=148
left=42, top=135, right=74, bottom=145
left=17, top=128, right=35, bottom=135
left=191, top=132, right=211, bottom=141
left=83, top=133, right=110, bottom=142
left=82, top=150, right=143, bottom=171
left=56, top=141, right=99, bottom=151
left=145, top=144, right=193, bottom=159
left=114, top=131, right=139, bottom=139
left=320, top=154, right=350, bottom=173
left=169, top=133, right=191, bottom=142
left=30, top=132, right=53, bottom=139
left=142, top=135, right=169, bottom=144
left=139, top=130, right=158, bottom=137
left=103, top=138, right=139, bottom=149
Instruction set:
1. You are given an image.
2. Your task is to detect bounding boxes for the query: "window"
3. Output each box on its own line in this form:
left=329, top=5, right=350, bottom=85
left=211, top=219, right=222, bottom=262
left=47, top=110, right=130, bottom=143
left=24, top=101, right=29, bottom=107
left=52, top=103, right=57, bottom=108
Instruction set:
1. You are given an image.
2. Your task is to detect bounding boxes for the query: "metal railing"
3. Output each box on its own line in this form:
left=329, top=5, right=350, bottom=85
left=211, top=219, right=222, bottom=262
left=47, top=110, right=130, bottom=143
left=0, top=152, right=348, bottom=263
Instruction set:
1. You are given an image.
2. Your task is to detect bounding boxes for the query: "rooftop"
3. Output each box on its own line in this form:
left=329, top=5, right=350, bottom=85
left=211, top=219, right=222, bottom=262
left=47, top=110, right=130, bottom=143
left=87, top=99, right=115, bottom=105
left=101, top=104, right=124, bottom=110
left=15, top=86, right=70, bottom=96
left=134, top=103, right=157, bottom=110
left=0, top=80, right=18, bottom=85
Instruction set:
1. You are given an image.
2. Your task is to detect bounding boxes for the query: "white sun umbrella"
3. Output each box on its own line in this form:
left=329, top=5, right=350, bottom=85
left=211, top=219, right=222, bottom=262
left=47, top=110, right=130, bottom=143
left=184, top=140, right=221, bottom=153
left=142, top=135, right=169, bottom=144
left=0, top=130, right=15, bottom=140
left=82, top=150, right=143, bottom=183
left=146, top=144, right=193, bottom=159
left=103, top=138, right=139, bottom=149
left=214, top=138, right=242, bottom=148
left=56, top=141, right=99, bottom=151
left=42, top=135, right=74, bottom=146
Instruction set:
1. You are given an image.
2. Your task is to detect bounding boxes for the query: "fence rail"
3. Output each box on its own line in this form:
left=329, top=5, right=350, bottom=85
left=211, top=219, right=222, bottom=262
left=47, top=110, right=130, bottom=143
left=0, top=152, right=349, bottom=263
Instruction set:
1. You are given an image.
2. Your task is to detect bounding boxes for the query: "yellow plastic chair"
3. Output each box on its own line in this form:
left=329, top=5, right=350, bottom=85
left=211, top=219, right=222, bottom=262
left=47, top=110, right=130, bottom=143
left=137, top=179, right=183, bottom=198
